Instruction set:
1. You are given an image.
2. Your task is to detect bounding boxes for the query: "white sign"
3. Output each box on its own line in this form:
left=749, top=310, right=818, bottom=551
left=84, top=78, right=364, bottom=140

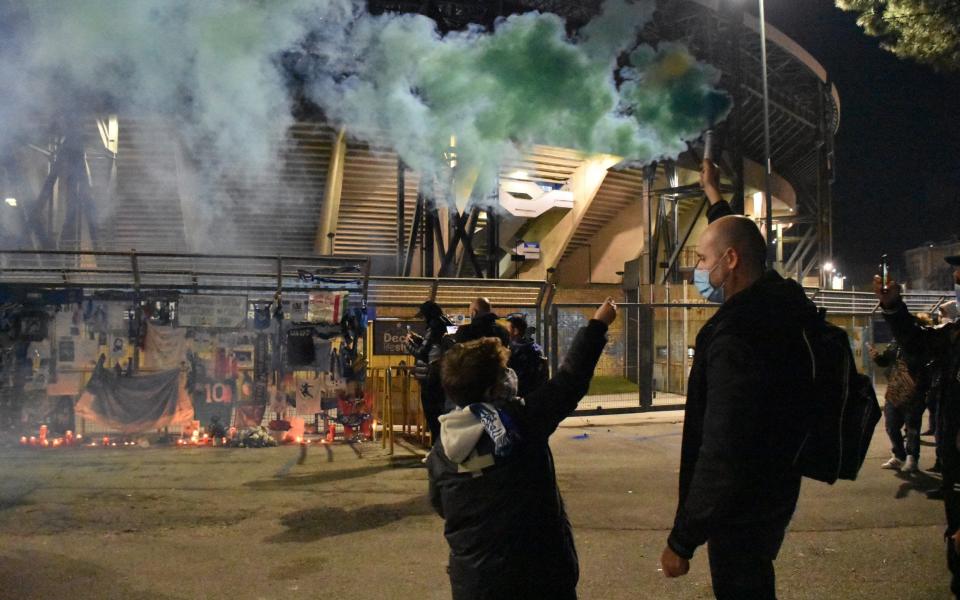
left=515, top=242, right=541, bottom=260
left=177, top=295, right=248, bottom=328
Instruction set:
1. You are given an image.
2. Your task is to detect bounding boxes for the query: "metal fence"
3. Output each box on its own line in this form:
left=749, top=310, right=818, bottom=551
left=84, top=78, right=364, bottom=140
left=547, top=284, right=955, bottom=415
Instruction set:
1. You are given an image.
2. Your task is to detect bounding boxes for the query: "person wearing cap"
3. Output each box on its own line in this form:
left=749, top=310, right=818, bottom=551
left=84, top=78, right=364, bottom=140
left=454, top=297, right=511, bottom=348
left=875, top=255, right=960, bottom=595
left=406, top=300, right=455, bottom=441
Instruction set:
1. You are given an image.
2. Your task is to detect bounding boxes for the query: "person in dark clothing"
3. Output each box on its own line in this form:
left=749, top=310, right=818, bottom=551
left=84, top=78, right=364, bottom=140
left=405, top=300, right=454, bottom=441
left=428, top=299, right=617, bottom=600
left=506, top=314, right=549, bottom=398
left=454, top=297, right=511, bottom=347
left=869, top=338, right=928, bottom=472
left=875, top=257, right=960, bottom=597
left=661, top=160, right=812, bottom=600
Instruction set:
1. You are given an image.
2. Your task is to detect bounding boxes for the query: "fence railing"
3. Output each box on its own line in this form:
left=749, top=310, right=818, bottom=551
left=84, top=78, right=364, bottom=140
left=805, top=288, right=952, bottom=315
left=547, top=285, right=953, bottom=415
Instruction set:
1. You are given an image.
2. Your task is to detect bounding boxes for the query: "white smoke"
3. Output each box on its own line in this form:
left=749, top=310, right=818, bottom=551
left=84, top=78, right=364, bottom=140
left=0, top=0, right=729, bottom=247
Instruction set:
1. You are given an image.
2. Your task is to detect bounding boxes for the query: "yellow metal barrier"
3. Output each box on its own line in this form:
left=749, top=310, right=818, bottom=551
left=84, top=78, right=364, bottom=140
left=366, top=365, right=428, bottom=454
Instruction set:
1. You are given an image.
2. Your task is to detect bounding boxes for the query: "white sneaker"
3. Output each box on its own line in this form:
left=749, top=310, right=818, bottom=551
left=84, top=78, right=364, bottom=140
left=902, top=456, right=918, bottom=473
left=881, top=456, right=903, bottom=470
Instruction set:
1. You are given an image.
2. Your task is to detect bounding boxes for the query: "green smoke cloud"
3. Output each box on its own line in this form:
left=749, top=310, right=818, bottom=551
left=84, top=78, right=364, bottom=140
left=303, top=0, right=731, bottom=197
left=1, top=0, right=729, bottom=211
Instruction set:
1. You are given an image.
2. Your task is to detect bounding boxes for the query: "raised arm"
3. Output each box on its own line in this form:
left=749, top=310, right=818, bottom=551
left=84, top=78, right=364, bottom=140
left=874, top=275, right=953, bottom=357
left=522, top=299, right=617, bottom=441
left=701, top=159, right=733, bottom=223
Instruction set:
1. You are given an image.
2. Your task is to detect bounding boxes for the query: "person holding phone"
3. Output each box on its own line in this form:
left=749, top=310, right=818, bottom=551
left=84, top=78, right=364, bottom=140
left=406, top=300, right=455, bottom=441
left=876, top=256, right=960, bottom=596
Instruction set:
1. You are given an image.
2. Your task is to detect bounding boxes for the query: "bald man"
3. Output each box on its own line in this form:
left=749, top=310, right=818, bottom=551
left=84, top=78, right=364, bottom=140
left=660, top=160, right=819, bottom=600
left=454, top=297, right=511, bottom=348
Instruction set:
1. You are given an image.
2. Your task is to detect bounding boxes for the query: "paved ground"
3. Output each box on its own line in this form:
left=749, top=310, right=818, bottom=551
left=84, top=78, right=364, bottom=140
left=0, top=412, right=950, bottom=599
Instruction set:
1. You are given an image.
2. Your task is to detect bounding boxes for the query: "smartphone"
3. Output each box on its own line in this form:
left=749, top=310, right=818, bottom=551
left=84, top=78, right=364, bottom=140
left=880, top=254, right=889, bottom=292
left=446, top=325, right=459, bottom=335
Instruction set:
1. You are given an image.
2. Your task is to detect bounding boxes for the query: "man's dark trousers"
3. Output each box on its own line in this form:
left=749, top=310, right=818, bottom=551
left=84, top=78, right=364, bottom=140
left=885, top=401, right=924, bottom=461
left=708, top=527, right=786, bottom=600
left=941, top=435, right=960, bottom=597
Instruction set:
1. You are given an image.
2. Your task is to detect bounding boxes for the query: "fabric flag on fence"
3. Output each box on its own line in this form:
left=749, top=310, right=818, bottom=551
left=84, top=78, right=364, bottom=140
left=191, top=380, right=235, bottom=428
left=234, top=376, right=267, bottom=428
left=143, top=324, right=187, bottom=370
left=307, top=291, right=348, bottom=324
left=235, top=404, right=266, bottom=428
left=75, top=364, right=194, bottom=433
left=295, top=374, right=323, bottom=415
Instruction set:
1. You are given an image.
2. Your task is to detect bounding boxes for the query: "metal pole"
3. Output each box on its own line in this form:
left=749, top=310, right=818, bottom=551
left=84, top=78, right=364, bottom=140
left=397, top=160, right=405, bottom=276
left=424, top=201, right=435, bottom=278
left=759, top=0, right=775, bottom=269
left=665, top=283, right=671, bottom=392
left=486, top=180, right=500, bottom=279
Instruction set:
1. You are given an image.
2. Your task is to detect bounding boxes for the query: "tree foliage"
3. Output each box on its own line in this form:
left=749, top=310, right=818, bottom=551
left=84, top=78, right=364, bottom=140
left=836, top=0, right=960, bottom=70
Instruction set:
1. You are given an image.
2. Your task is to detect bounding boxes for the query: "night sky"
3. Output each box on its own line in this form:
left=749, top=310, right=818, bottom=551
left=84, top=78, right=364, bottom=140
left=760, top=0, right=960, bottom=287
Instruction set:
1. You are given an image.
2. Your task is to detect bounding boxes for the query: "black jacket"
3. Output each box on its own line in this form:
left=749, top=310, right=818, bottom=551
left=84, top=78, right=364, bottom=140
left=454, top=313, right=511, bottom=348
left=508, top=338, right=549, bottom=398
left=668, top=230, right=816, bottom=558
left=884, top=304, right=960, bottom=448
left=427, top=320, right=608, bottom=600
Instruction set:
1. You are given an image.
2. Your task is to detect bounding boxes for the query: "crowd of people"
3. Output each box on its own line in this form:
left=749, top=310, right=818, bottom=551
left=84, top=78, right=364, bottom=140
left=405, top=159, right=960, bottom=599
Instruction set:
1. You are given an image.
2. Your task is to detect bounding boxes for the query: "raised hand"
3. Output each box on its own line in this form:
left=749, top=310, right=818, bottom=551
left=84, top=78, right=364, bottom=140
left=872, top=274, right=901, bottom=310
left=700, top=159, right=722, bottom=205
left=593, top=298, right=618, bottom=326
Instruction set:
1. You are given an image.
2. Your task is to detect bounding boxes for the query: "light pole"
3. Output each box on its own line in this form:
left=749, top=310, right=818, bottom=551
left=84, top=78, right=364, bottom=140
left=729, top=0, right=775, bottom=269
left=757, top=0, right=775, bottom=270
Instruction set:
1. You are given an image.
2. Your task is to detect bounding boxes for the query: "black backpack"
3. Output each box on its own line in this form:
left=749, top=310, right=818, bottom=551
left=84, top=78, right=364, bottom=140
left=793, top=309, right=881, bottom=484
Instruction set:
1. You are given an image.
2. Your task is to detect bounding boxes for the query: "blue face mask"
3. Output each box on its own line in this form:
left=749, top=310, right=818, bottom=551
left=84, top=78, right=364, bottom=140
left=693, top=254, right=729, bottom=304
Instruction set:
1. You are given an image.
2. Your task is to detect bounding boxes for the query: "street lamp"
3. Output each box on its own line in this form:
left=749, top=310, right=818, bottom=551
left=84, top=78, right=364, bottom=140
left=757, top=0, right=774, bottom=270
left=822, top=261, right=835, bottom=289
left=729, top=0, right=774, bottom=269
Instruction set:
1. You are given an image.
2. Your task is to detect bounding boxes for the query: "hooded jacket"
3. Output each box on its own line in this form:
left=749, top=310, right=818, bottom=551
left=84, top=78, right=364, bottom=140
left=668, top=269, right=818, bottom=560
left=427, top=320, right=608, bottom=600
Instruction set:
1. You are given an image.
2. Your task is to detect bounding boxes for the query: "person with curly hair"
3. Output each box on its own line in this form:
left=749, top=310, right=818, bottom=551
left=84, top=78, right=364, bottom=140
left=427, top=299, right=617, bottom=600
